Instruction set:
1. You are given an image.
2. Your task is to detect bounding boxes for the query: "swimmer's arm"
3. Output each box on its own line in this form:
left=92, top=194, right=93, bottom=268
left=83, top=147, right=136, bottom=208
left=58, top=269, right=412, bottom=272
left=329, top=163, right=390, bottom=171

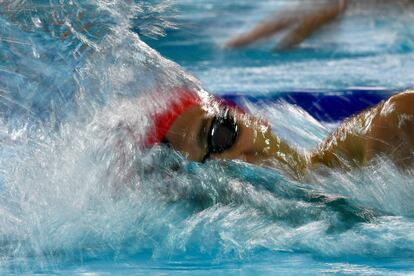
left=309, top=109, right=376, bottom=169
left=310, top=92, right=414, bottom=169
left=225, top=0, right=348, bottom=50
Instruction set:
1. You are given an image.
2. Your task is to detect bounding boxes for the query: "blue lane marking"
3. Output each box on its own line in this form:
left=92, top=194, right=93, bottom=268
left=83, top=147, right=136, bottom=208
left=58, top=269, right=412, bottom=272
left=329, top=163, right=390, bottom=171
left=222, top=89, right=401, bottom=122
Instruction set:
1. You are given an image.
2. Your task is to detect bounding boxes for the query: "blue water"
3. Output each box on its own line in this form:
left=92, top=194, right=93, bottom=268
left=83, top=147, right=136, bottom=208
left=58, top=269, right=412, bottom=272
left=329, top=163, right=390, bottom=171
left=143, top=0, right=414, bottom=93
left=1, top=0, right=414, bottom=275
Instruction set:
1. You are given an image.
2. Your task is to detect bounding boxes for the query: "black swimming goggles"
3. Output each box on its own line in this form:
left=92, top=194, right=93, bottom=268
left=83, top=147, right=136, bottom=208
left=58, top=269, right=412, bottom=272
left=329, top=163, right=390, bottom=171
left=203, top=111, right=239, bottom=162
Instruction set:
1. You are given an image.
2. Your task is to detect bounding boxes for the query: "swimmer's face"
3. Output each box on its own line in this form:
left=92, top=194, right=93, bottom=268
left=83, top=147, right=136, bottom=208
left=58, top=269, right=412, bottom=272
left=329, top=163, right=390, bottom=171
left=165, top=104, right=279, bottom=164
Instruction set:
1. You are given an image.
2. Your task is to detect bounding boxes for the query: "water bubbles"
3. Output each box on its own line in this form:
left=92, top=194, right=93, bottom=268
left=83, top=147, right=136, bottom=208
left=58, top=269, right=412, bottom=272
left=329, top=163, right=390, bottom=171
left=31, top=17, right=42, bottom=28
left=31, top=46, right=40, bottom=59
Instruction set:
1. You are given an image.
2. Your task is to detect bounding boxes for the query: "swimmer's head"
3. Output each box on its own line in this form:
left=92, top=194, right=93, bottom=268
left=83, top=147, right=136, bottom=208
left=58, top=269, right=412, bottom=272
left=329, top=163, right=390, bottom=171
left=144, top=89, right=200, bottom=147
left=146, top=88, right=278, bottom=165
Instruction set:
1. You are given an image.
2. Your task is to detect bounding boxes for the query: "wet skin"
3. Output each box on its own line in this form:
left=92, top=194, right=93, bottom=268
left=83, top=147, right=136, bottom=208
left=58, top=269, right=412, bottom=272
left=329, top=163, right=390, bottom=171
left=165, top=91, right=414, bottom=178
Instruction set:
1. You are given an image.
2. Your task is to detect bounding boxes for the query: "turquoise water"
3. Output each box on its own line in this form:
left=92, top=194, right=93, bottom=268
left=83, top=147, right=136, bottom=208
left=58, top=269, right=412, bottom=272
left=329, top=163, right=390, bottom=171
left=1, top=1, right=414, bottom=275
left=143, top=0, right=414, bottom=93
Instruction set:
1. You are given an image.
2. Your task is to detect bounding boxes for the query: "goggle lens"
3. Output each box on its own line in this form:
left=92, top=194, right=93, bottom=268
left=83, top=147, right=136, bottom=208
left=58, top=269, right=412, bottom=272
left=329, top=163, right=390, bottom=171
left=207, top=112, right=239, bottom=155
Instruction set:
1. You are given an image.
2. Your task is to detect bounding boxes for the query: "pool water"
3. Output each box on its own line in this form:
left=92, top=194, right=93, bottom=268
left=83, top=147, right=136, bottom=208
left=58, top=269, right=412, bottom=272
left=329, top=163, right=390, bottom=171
left=1, top=0, right=414, bottom=275
left=143, top=0, right=414, bottom=93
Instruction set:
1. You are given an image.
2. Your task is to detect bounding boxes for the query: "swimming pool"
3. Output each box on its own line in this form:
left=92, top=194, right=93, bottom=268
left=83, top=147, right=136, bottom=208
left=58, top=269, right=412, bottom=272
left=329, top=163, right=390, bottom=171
left=1, top=0, right=414, bottom=274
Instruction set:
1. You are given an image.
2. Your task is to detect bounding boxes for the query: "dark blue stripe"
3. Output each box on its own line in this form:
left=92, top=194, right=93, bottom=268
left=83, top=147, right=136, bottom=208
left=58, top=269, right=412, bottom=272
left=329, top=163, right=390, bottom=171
left=221, top=89, right=400, bottom=122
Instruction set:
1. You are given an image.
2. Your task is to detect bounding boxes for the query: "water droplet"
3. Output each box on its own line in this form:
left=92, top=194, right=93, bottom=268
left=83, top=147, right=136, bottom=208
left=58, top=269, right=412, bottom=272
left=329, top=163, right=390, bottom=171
left=31, top=17, right=42, bottom=28
left=32, top=46, right=40, bottom=59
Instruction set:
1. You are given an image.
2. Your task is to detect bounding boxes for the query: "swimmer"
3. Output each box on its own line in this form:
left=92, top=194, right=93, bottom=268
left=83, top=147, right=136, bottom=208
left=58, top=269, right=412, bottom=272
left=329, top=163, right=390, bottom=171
left=146, top=90, right=414, bottom=179
left=225, top=0, right=413, bottom=50
left=226, top=0, right=348, bottom=50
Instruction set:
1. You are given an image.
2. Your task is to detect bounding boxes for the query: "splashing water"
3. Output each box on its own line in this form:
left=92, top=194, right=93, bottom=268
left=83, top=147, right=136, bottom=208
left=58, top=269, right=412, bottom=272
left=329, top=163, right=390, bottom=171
left=0, top=0, right=414, bottom=274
